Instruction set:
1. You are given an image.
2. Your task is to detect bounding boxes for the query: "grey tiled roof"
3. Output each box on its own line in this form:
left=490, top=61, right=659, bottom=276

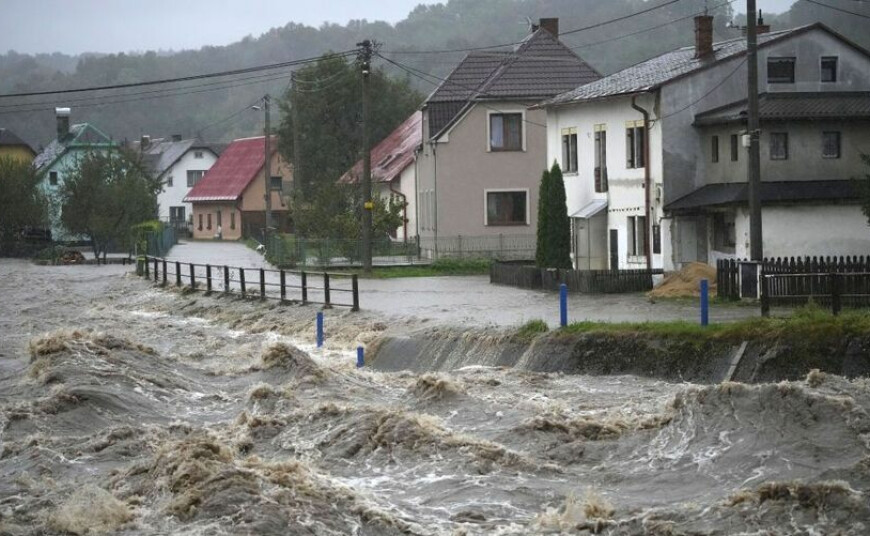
left=544, top=26, right=812, bottom=106
left=694, top=92, right=870, bottom=125
left=426, top=28, right=600, bottom=138
left=132, top=137, right=221, bottom=177
left=666, top=180, right=859, bottom=211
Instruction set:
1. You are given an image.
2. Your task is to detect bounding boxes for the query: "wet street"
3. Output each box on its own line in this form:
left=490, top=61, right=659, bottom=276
left=1, top=256, right=867, bottom=535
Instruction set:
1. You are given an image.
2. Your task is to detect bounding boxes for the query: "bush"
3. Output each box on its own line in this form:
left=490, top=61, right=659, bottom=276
left=130, top=220, right=164, bottom=256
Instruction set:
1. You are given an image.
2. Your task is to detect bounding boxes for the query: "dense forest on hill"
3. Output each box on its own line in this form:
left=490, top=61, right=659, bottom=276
left=0, top=0, right=866, bottom=149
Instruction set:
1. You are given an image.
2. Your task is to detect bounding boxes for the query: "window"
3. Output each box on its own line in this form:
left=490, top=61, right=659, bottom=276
left=194, top=150, right=204, bottom=159
left=187, top=170, right=205, bottom=187
left=198, top=214, right=203, bottom=231
left=489, top=113, right=523, bottom=151
left=627, top=215, right=647, bottom=257
left=216, top=210, right=222, bottom=228
left=230, top=211, right=236, bottom=230
left=486, top=190, right=527, bottom=226
left=166, top=175, right=173, bottom=187
left=169, top=206, right=185, bottom=222
left=711, top=135, right=720, bottom=163
left=713, top=213, right=736, bottom=251
left=561, top=128, right=578, bottom=172
left=822, top=131, right=841, bottom=159
left=626, top=125, right=645, bottom=169
left=767, top=57, right=795, bottom=83
left=770, top=132, right=789, bottom=160
left=594, top=126, right=608, bottom=193
left=207, top=213, right=212, bottom=230
left=821, top=57, right=838, bottom=82
left=730, top=134, right=739, bottom=162
left=49, top=171, right=58, bottom=186
left=652, top=224, right=661, bottom=255
left=270, top=176, right=283, bottom=191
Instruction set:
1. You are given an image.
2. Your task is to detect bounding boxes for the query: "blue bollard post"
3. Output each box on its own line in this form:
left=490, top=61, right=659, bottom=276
left=316, top=311, right=324, bottom=348
left=559, top=283, right=568, bottom=328
left=700, top=278, right=709, bottom=327
left=356, top=346, right=365, bottom=368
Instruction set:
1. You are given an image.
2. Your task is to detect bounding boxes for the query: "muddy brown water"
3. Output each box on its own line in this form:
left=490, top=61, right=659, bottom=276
left=1, top=260, right=869, bottom=535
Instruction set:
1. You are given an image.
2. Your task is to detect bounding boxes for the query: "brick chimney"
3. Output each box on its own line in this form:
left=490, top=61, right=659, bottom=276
left=172, top=134, right=182, bottom=142
left=694, top=15, right=714, bottom=58
left=539, top=18, right=559, bottom=37
left=140, top=135, right=151, bottom=149
left=55, top=107, right=71, bottom=141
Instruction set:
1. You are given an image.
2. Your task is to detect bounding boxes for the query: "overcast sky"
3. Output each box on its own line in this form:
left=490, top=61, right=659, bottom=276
left=0, top=0, right=797, bottom=56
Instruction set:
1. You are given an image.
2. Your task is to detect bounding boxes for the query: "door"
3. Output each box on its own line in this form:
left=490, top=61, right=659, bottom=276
left=609, top=229, right=619, bottom=271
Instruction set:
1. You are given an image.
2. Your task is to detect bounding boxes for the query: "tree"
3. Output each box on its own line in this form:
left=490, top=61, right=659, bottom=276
left=276, top=54, right=423, bottom=201
left=59, top=149, right=160, bottom=259
left=547, top=161, right=572, bottom=269
left=535, top=168, right=551, bottom=267
left=0, top=156, right=48, bottom=255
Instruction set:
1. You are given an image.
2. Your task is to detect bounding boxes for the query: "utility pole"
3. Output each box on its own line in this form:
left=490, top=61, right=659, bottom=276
left=263, top=93, right=273, bottom=243
left=358, top=39, right=374, bottom=273
left=747, top=0, right=763, bottom=261
left=291, top=72, right=303, bottom=207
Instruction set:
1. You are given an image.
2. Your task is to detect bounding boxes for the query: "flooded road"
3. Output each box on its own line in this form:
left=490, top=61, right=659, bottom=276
left=1, top=260, right=869, bottom=535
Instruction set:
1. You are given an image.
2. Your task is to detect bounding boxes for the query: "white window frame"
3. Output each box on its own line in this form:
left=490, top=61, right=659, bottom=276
left=561, top=127, right=578, bottom=174
left=486, top=109, right=527, bottom=152
left=483, top=188, right=530, bottom=226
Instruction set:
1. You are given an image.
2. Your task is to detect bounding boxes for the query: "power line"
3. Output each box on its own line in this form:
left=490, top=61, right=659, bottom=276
left=196, top=97, right=264, bottom=136
left=802, top=0, right=870, bottom=19
left=382, top=0, right=686, bottom=55
left=658, top=57, right=748, bottom=120
left=0, top=50, right=357, bottom=99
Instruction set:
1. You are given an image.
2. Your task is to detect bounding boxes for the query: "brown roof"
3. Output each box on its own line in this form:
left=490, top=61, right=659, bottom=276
left=425, top=27, right=600, bottom=138
left=339, top=111, right=421, bottom=185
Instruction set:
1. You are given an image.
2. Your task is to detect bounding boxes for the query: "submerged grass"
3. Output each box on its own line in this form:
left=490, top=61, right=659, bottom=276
left=361, top=258, right=492, bottom=279
left=559, top=303, right=870, bottom=342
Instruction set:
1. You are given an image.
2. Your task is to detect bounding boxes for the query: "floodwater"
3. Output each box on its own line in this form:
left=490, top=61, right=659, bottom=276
left=1, top=259, right=869, bottom=535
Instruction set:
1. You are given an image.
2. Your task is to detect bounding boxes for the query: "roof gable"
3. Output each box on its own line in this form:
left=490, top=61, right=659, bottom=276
left=0, top=128, right=34, bottom=154
left=184, top=136, right=275, bottom=202
left=33, top=123, right=115, bottom=171
left=339, top=111, right=421, bottom=185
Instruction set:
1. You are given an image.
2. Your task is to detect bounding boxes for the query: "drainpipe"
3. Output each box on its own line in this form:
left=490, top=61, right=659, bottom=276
left=413, top=146, right=420, bottom=241
left=388, top=179, right=408, bottom=242
left=631, top=95, right=653, bottom=271
left=431, top=140, right=438, bottom=259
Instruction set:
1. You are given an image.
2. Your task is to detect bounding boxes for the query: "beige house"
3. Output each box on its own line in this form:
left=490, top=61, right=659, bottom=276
left=416, top=18, right=600, bottom=259
left=184, top=136, right=291, bottom=241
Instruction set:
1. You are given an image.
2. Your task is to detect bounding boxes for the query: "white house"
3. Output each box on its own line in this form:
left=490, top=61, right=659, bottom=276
left=541, top=17, right=870, bottom=270
left=135, top=135, right=222, bottom=232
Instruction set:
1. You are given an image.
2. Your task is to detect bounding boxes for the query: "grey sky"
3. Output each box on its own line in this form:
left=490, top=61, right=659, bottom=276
left=1, top=0, right=797, bottom=56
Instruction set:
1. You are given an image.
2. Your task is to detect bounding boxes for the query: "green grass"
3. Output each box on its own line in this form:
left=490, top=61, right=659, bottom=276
left=361, top=258, right=492, bottom=279
left=513, top=319, right=550, bottom=343
left=559, top=303, right=870, bottom=342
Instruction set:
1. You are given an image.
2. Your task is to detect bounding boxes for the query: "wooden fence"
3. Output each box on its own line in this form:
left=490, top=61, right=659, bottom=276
left=490, top=262, right=662, bottom=293
left=140, top=256, right=359, bottom=310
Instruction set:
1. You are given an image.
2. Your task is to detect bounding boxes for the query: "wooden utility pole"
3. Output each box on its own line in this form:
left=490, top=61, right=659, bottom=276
left=263, top=94, right=273, bottom=242
left=358, top=40, right=374, bottom=273
left=747, top=0, right=763, bottom=261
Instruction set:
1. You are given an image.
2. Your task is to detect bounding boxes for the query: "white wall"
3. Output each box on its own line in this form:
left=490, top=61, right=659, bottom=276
left=371, top=160, right=417, bottom=241
left=158, top=149, right=218, bottom=222
left=546, top=93, right=664, bottom=269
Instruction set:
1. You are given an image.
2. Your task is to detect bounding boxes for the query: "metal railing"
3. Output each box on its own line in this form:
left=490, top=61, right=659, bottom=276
left=420, top=234, right=536, bottom=261
left=265, top=234, right=422, bottom=268
left=139, top=256, right=359, bottom=310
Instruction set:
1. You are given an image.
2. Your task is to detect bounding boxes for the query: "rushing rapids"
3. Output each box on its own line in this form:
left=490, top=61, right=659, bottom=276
left=1, top=259, right=869, bottom=535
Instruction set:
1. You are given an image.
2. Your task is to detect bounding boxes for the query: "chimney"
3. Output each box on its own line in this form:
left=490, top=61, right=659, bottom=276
left=539, top=18, right=559, bottom=37
left=55, top=107, right=71, bottom=140
left=140, top=135, right=151, bottom=149
left=742, top=11, right=771, bottom=36
left=172, top=134, right=182, bottom=142
left=694, top=15, right=714, bottom=58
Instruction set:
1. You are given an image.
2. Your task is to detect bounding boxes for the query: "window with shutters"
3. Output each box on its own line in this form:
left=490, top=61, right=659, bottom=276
left=489, top=113, right=523, bottom=151
left=187, top=170, right=205, bottom=187
left=561, top=128, right=578, bottom=172
left=207, top=213, right=212, bottom=230
left=627, top=215, right=647, bottom=257
left=822, top=131, right=840, bottom=159
left=594, top=126, right=608, bottom=193
left=626, top=125, right=645, bottom=169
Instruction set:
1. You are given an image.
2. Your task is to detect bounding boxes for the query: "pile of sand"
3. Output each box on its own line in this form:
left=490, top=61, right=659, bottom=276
left=648, top=262, right=717, bottom=298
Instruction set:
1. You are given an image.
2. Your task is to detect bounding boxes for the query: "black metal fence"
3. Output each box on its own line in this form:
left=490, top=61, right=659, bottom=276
left=490, top=262, right=662, bottom=293
left=139, top=256, right=359, bottom=310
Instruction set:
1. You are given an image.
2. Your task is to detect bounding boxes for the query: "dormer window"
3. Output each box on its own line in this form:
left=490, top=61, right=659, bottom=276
left=767, top=57, right=795, bottom=84
left=821, top=57, right=837, bottom=82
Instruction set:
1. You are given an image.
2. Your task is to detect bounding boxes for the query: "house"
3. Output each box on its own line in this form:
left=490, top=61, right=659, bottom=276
left=33, top=108, right=115, bottom=241
left=184, top=136, right=291, bottom=241
left=338, top=111, right=421, bottom=241
left=416, top=18, right=600, bottom=259
left=133, top=135, right=222, bottom=233
left=541, top=17, right=870, bottom=271
left=0, top=128, right=36, bottom=163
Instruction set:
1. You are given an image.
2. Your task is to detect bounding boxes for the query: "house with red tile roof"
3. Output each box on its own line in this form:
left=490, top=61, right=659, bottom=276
left=339, top=111, right=421, bottom=240
left=184, top=135, right=292, bottom=240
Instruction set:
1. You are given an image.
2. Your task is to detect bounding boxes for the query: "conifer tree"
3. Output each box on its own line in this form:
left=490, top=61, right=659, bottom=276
left=535, top=168, right=551, bottom=267
left=548, top=161, right=572, bottom=269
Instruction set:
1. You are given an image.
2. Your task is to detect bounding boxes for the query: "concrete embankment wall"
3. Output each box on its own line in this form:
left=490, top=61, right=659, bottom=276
left=369, top=329, right=870, bottom=383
